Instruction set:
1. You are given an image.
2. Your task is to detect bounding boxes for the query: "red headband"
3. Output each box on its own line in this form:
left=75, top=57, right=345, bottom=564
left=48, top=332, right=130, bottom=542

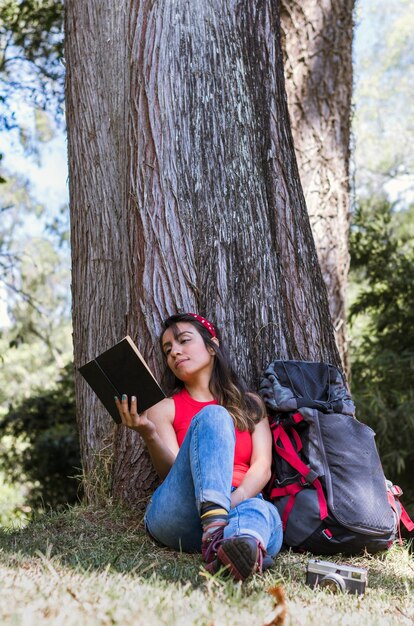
left=187, top=313, right=217, bottom=338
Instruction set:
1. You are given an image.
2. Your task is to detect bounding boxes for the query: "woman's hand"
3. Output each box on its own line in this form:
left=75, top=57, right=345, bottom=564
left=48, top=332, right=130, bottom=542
left=115, top=394, right=157, bottom=439
left=230, top=485, right=247, bottom=508
left=115, top=395, right=177, bottom=479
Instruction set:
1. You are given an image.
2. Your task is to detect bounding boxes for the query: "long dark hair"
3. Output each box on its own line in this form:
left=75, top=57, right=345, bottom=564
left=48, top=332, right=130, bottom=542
left=160, top=313, right=265, bottom=431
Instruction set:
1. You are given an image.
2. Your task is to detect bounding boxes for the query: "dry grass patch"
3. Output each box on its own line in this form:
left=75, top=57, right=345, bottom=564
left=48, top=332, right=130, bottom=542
left=0, top=504, right=412, bottom=625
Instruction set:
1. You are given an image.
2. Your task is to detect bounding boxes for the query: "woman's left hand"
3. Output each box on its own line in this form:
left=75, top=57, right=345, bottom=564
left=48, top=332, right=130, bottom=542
left=230, top=485, right=247, bottom=508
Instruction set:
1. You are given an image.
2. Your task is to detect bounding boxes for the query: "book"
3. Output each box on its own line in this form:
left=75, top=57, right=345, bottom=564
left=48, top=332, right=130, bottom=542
left=78, top=336, right=166, bottom=423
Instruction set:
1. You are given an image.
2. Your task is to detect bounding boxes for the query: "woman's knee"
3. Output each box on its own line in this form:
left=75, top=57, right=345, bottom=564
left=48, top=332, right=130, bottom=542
left=194, top=405, right=234, bottom=430
left=191, top=406, right=235, bottom=447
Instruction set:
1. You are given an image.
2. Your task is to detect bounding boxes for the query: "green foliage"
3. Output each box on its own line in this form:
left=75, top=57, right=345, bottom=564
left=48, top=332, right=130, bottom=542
left=0, top=0, right=64, bottom=128
left=0, top=232, right=72, bottom=400
left=0, top=363, right=82, bottom=510
left=6, top=235, right=70, bottom=337
left=0, top=170, right=71, bottom=400
left=349, top=196, right=414, bottom=513
left=0, top=174, right=72, bottom=520
left=0, top=0, right=71, bottom=520
left=0, top=469, right=31, bottom=527
left=0, top=0, right=63, bottom=66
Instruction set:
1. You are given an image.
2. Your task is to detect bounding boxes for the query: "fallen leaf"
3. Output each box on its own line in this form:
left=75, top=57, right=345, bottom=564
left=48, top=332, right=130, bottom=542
left=263, top=585, right=287, bottom=626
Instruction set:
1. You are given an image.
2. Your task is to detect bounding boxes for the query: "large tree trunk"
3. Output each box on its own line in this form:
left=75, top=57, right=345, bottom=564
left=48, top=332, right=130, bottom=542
left=65, top=0, right=342, bottom=505
left=280, top=0, right=354, bottom=373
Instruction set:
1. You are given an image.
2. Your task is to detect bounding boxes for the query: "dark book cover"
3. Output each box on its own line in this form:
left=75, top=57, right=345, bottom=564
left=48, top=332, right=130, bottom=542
left=78, top=336, right=166, bottom=423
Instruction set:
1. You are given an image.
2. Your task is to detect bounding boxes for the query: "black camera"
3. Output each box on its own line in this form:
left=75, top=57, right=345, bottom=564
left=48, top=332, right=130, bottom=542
left=306, top=559, right=367, bottom=595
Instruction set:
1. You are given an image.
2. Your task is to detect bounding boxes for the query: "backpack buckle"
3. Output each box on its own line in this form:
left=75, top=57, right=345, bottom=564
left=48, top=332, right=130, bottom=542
left=304, top=468, right=319, bottom=485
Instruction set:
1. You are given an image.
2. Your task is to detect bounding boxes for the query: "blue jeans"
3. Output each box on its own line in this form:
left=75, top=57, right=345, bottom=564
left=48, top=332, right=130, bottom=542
left=144, top=406, right=283, bottom=556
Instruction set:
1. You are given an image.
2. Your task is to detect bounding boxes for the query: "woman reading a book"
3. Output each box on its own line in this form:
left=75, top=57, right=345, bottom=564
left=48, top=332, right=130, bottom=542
left=115, top=312, right=282, bottom=581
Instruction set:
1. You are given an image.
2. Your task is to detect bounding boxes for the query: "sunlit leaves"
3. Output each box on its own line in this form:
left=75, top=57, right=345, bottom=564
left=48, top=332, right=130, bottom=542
left=0, top=0, right=64, bottom=115
left=349, top=197, right=414, bottom=510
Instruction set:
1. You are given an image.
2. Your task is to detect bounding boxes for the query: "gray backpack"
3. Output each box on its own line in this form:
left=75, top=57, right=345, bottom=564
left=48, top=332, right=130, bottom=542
left=259, top=360, right=413, bottom=555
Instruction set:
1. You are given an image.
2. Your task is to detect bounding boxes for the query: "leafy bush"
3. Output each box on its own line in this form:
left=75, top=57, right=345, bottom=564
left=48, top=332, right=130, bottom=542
left=0, top=470, right=31, bottom=527
left=0, top=363, right=82, bottom=510
left=349, top=196, right=414, bottom=516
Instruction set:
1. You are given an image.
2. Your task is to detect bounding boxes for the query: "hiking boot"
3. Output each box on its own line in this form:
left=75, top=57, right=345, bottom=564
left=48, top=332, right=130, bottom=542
left=262, top=553, right=275, bottom=572
left=206, top=535, right=265, bottom=581
left=201, top=523, right=226, bottom=564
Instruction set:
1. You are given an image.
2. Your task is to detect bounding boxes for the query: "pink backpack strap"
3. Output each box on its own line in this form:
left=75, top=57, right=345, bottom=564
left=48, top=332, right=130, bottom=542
left=271, top=423, right=328, bottom=525
left=387, top=488, right=414, bottom=538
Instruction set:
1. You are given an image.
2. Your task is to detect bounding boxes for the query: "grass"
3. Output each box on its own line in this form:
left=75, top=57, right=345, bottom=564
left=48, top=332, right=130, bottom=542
left=0, top=504, right=413, bottom=625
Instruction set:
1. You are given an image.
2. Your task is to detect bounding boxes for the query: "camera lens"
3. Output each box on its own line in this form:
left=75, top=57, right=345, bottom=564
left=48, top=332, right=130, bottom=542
left=319, top=573, right=346, bottom=593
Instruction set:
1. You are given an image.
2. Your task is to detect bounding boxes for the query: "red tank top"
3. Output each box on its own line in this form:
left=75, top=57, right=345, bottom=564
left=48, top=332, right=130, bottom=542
left=172, top=388, right=252, bottom=487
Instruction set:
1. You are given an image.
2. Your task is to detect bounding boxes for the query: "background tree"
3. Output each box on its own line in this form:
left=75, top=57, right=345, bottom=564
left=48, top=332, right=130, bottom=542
left=0, top=172, right=73, bottom=518
left=0, top=0, right=69, bottom=394
left=0, top=1, right=72, bottom=522
left=3, top=0, right=410, bottom=520
left=348, top=0, right=414, bottom=513
left=353, top=0, right=414, bottom=199
left=0, top=170, right=71, bottom=402
left=0, top=0, right=64, bottom=134
left=349, top=197, right=414, bottom=514
left=65, top=0, right=342, bottom=505
left=0, top=364, right=80, bottom=510
left=0, top=0, right=68, bottom=351
left=280, top=0, right=354, bottom=372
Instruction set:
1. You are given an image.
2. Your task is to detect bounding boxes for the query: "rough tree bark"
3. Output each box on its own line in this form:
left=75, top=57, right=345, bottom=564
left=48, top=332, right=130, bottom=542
left=65, top=0, right=343, bottom=505
left=280, top=0, right=354, bottom=373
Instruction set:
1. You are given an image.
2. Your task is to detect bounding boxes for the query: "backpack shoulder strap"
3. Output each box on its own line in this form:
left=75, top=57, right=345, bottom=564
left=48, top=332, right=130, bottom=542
left=269, top=419, right=328, bottom=528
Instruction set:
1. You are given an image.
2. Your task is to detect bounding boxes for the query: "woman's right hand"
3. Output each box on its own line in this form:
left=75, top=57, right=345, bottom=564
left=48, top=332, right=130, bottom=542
left=115, top=394, right=157, bottom=439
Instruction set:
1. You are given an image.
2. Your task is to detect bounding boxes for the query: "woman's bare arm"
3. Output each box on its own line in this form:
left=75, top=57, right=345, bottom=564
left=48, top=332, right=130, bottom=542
left=230, top=417, right=272, bottom=508
left=115, top=395, right=179, bottom=479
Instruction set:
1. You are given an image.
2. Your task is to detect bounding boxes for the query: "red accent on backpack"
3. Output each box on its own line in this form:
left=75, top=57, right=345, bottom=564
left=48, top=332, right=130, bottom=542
left=269, top=415, right=328, bottom=530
